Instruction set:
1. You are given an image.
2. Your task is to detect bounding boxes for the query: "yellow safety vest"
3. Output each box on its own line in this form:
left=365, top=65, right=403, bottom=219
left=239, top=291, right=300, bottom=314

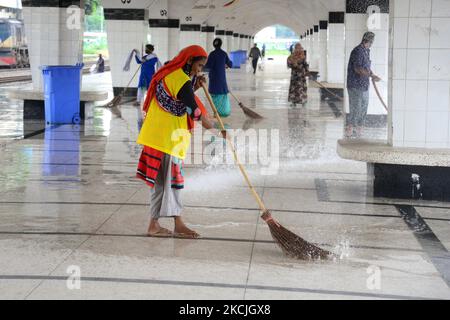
left=137, top=69, right=192, bottom=159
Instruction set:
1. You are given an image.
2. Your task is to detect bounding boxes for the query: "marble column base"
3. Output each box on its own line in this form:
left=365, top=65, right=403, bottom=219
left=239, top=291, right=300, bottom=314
left=368, top=163, right=450, bottom=202
left=113, top=87, right=138, bottom=98
left=24, top=99, right=85, bottom=121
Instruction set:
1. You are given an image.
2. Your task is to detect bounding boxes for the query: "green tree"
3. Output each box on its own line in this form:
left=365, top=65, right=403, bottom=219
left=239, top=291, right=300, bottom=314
left=85, top=2, right=105, bottom=32
left=85, top=0, right=101, bottom=16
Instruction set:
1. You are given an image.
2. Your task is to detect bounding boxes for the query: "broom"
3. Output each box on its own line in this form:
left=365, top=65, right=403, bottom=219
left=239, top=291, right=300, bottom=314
left=312, top=79, right=389, bottom=112
left=229, top=90, right=264, bottom=120
left=202, top=83, right=332, bottom=260
left=371, top=78, right=388, bottom=112
left=102, top=64, right=142, bottom=109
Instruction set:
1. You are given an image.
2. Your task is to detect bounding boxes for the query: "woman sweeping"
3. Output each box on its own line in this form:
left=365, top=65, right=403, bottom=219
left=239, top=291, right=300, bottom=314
left=134, top=44, right=162, bottom=107
left=287, top=43, right=310, bottom=107
left=204, top=38, right=233, bottom=117
left=136, top=45, right=223, bottom=239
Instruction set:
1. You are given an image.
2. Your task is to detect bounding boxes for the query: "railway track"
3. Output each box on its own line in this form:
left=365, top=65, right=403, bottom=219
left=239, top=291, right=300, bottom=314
left=0, top=75, right=32, bottom=84
left=0, top=65, right=111, bottom=84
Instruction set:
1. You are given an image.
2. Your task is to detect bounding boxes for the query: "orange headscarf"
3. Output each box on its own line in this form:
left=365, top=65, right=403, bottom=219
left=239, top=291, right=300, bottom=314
left=142, top=45, right=208, bottom=112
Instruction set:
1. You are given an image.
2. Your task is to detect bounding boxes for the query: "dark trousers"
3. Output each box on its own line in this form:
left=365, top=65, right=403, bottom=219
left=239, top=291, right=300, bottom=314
left=252, top=58, right=259, bottom=74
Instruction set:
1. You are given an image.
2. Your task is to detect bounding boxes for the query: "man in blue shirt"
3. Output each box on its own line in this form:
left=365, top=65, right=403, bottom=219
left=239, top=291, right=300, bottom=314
left=346, top=32, right=381, bottom=138
left=205, top=38, right=233, bottom=117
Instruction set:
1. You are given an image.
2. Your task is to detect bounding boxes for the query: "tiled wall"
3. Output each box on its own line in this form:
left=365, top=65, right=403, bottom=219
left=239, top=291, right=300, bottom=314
left=390, top=0, right=450, bottom=148
left=369, top=14, right=389, bottom=116
left=233, top=36, right=240, bottom=52
left=22, top=6, right=84, bottom=90
left=179, top=31, right=202, bottom=51
left=226, top=36, right=232, bottom=52
left=105, top=19, right=148, bottom=88
left=310, top=31, right=320, bottom=70
left=205, top=32, right=215, bottom=53
left=327, top=23, right=345, bottom=84
left=149, top=28, right=169, bottom=63
left=318, top=28, right=328, bottom=82
left=301, top=35, right=310, bottom=63
left=168, top=28, right=180, bottom=60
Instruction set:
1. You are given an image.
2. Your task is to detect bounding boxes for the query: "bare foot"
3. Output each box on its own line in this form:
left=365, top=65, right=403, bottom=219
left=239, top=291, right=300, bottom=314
left=174, top=217, right=200, bottom=239
left=147, top=219, right=173, bottom=237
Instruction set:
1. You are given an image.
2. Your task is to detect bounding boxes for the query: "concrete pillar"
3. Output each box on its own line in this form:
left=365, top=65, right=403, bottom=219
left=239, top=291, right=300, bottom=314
left=168, top=25, right=180, bottom=61
left=327, top=12, right=345, bottom=84
left=310, top=25, right=320, bottom=71
left=22, top=0, right=84, bottom=90
left=245, top=35, right=251, bottom=52
left=104, top=7, right=148, bottom=96
left=232, top=33, right=240, bottom=52
left=390, top=0, right=450, bottom=148
left=179, top=24, right=202, bottom=50
left=345, top=0, right=389, bottom=121
left=318, top=21, right=328, bottom=82
left=303, top=31, right=311, bottom=62
left=203, top=26, right=216, bottom=53
left=225, top=31, right=234, bottom=53
left=239, top=35, right=245, bottom=50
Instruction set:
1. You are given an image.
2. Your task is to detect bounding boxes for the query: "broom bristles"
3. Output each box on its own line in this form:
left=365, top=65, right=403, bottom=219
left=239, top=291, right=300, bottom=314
left=262, top=211, right=333, bottom=260
left=239, top=103, right=264, bottom=120
left=102, top=95, right=122, bottom=109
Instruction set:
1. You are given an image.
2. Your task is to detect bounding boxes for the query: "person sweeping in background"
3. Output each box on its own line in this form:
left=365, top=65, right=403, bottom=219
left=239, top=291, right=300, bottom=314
left=204, top=38, right=233, bottom=117
left=136, top=45, right=224, bottom=239
left=134, top=44, right=162, bottom=107
left=287, top=43, right=310, bottom=107
left=346, top=32, right=381, bottom=139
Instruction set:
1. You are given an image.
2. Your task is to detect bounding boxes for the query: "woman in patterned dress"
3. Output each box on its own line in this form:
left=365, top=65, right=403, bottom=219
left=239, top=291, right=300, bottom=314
left=287, top=43, right=310, bottom=107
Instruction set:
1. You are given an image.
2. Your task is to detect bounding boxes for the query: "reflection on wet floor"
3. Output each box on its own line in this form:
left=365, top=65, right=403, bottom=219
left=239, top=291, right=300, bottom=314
left=0, top=61, right=449, bottom=300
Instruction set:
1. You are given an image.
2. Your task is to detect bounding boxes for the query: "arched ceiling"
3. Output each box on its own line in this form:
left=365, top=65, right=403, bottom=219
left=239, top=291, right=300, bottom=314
left=177, top=0, right=345, bottom=35
left=102, top=0, right=345, bottom=36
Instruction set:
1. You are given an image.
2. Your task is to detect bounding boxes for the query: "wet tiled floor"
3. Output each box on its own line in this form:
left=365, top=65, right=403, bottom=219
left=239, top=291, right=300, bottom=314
left=0, top=59, right=449, bottom=300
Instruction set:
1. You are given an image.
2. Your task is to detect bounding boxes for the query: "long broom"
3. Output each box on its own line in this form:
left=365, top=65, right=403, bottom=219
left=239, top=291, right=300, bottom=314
left=229, top=90, right=264, bottom=120
left=371, top=78, right=388, bottom=112
left=202, top=83, right=332, bottom=260
left=312, top=79, right=389, bottom=112
left=102, top=64, right=142, bottom=109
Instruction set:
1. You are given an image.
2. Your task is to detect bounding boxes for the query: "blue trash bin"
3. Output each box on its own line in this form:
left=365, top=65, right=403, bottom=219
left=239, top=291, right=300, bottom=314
left=238, top=50, right=247, bottom=65
left=41, top=64, right=83, bottom=125
left=229, top=51, right=241, bottom=69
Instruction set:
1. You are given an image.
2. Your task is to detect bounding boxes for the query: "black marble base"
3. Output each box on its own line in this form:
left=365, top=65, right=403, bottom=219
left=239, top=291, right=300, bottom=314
left=24, top=99, right=85, bottom=121
left=368, top=163, right=450, bottom=202
left=22, top=0, right=81, bottom=7
left=308, top=71, right=319, bottom=81
left=113, top=87, right=138, bottom=98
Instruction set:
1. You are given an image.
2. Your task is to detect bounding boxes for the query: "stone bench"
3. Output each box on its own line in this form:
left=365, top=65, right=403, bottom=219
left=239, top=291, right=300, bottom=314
left=337, top=139, right=450, bottom=202
left=7, top=89, right=109, bottom=121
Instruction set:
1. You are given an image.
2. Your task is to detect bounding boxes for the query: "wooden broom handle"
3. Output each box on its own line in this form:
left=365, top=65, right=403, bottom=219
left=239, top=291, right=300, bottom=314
left=229, top=91, right=240, bottom=104
left=201, top=83, right=268, bottom=213
left=123, top=64, right=143, bottom=94
left=372, top=78, right=388, bottom=112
